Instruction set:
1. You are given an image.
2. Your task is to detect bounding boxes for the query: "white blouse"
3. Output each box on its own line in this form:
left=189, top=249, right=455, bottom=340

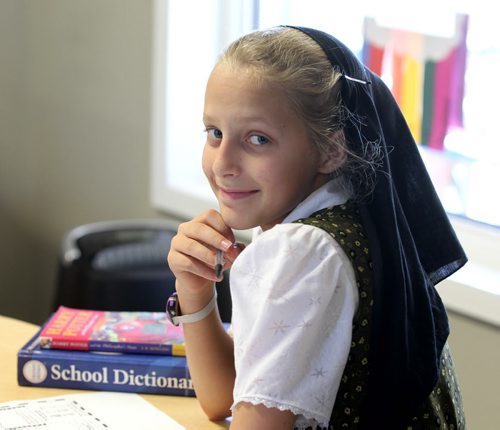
left=229, top=180, right=359, bottom=429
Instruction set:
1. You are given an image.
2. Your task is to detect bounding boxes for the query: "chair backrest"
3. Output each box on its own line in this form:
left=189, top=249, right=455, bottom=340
left=54, top=219, right=232, bottom=322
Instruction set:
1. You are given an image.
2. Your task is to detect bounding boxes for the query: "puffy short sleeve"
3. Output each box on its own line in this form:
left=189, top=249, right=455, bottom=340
left=229, top=223, right=358, bottom=428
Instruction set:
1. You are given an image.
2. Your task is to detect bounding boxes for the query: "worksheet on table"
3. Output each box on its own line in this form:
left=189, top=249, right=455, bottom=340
left=0, top=392, right=185, bottom=430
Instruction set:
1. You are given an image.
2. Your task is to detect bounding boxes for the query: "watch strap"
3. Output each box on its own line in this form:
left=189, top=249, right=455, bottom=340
left=172, top=290, right=218, bottom=326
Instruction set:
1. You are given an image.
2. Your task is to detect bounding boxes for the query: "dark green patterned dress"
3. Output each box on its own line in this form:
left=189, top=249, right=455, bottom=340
left=294, top=202, right=466, bottom=429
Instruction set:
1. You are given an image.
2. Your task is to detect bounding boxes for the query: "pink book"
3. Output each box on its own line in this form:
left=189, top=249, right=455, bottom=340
left=39, top=306, right=185, bottom=355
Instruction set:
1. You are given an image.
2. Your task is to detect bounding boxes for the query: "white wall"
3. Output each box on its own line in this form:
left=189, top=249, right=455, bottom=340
left=0, top=1, right=498, bottom=427
left=447, top=311, right=500, bottom=429
left=0, top=0, right=159, bottom=323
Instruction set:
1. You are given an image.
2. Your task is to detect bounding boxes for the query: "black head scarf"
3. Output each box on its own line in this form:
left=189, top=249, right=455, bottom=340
left=287, top=26, right=467, bottom=427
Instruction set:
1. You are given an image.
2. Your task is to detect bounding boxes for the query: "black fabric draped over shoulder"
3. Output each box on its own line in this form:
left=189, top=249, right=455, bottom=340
left=286, top=26, right=467, bottom=427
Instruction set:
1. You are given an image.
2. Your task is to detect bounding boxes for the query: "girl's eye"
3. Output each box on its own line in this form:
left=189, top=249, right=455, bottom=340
left=248, top=135, right=269, bottom=146
left=206, top=128, right=223, bottom=140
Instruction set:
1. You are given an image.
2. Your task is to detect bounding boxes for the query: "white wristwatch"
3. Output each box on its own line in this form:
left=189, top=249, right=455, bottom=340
left=166, top=290, right=217, bottom=326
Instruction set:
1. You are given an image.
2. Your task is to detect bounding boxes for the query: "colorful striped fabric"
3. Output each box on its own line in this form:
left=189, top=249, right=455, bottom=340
left=362, top=15, right=468, bottom=150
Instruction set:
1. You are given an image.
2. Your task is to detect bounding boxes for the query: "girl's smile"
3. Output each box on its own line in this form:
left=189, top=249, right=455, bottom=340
left=218, top=187, right=259, bottom=200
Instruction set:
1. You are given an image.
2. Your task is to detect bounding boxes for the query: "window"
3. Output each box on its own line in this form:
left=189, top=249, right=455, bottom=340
left=151, top=0, right=255, bottom=224
left=151, top=0, right=500, bottom=324
left=258, top=1, right=500, bottom=228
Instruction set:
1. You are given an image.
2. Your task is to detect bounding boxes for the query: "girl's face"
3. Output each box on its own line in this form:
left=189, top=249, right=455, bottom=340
left=202, top=63, right=333, bottom=231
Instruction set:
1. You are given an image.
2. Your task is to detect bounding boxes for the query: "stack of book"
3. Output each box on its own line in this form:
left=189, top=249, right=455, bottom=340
left=17, top=306, right=195, bottom=396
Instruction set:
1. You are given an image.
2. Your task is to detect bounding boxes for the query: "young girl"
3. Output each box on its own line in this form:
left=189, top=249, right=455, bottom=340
left=167, top=26, right=467, bottom=429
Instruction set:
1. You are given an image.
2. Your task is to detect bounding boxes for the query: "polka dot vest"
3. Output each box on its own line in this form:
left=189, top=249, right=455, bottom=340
left=294, top=202, right=466, bottom=429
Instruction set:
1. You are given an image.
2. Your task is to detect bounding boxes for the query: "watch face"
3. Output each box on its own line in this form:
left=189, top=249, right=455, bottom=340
left=166, top=292, right=179, bottom=325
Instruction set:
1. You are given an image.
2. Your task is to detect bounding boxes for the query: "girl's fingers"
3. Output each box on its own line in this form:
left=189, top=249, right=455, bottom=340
left=172, top=235, right=220, bottom=273
left=169, top=249, right=222, bottom=283
left=180, top=211, right=235, bottom=252
left=217, top=242, right=247, bottom=276
left=196, top=210, right=236, bottom=249
left=168, top=210, right=238, bottom=282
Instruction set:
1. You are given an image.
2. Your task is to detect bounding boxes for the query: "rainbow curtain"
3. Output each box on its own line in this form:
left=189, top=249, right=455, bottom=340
left=362, top=15, right=468, bottom=150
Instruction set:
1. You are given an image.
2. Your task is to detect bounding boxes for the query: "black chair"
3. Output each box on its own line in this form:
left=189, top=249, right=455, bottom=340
left=53, top=219, right=232, bottom=322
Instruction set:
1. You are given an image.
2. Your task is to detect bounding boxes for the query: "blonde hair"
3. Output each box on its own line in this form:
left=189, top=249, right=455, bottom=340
left=219, top=27, right=345, bottom=160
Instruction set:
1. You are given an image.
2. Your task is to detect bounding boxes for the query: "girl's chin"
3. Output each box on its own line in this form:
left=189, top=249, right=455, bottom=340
left=224, top=220, right=257, bottom=231
left=219, top=211, right=258, bottom=231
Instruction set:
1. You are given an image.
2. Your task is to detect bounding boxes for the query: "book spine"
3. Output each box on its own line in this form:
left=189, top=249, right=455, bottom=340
left=88, top=341, right=181, bottom=356
left=45, top=338, right=90, bottom=351
left=18, top=352, right=195, bottom=397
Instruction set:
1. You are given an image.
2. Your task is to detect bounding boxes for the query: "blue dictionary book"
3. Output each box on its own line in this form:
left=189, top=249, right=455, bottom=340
left=18, top=328, right=195, bottom=396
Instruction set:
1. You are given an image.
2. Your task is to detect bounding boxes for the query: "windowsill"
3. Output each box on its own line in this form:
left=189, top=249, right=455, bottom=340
left=440, top=216, right=500, bottom=328
left=440, top=264, right=500, bottom=328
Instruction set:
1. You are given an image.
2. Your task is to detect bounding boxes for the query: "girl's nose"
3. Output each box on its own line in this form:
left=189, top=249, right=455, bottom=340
left=213, top=138, right=241, bottom=177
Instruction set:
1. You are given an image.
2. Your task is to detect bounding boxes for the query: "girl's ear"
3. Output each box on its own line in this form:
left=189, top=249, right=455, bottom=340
left=318, top=131, right=347, bottom=174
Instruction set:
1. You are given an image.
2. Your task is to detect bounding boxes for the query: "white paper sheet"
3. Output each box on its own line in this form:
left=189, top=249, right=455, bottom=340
left=0, top=392, right=185, bottom=430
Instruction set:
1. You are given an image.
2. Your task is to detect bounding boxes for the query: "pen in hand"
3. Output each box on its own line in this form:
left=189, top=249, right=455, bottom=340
left=215, top=249, right=225, bottom=278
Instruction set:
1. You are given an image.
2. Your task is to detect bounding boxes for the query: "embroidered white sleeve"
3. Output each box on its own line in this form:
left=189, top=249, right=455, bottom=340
left=229, top=223, right=358, bottom=427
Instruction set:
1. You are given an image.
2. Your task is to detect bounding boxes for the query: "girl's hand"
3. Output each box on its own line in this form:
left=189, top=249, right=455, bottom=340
left=167, top=209, right=244, bottom=300
left=168, top=210, right=241, bottom=418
